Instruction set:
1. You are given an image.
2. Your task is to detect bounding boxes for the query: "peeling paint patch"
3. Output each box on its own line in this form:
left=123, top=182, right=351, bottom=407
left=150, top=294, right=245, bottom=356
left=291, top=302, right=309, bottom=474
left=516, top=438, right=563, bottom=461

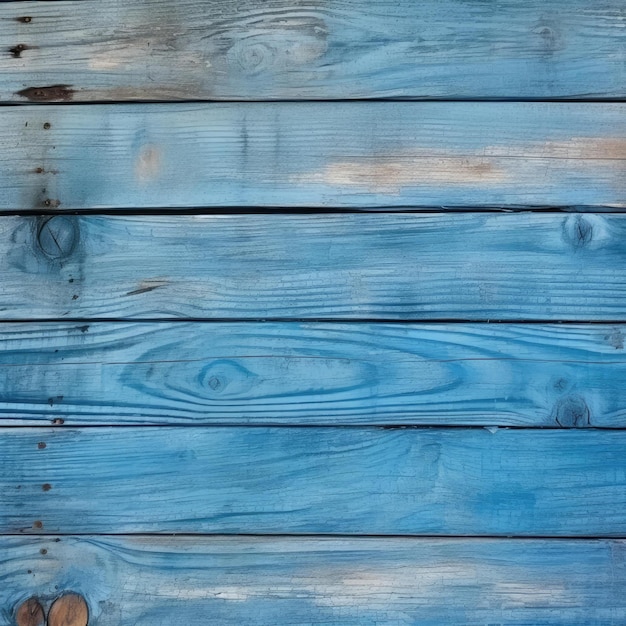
left=135, top=144, right=162, bottom=183
left=292, top=153, right=508, bottom=193
left=292, top=136, right=626, bottom=194
left=484, top=137, right=626, bottom=160
left=87, top=41, right=151, bottom=70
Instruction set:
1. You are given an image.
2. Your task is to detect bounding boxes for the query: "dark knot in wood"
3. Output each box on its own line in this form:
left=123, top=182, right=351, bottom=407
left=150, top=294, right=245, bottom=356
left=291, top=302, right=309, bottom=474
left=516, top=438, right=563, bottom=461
left=564, top=215, right=593, bottom=249
left=37, top=216, right=77, bottom=260
left=10, top=44, right=31, bottom=58
left=16, top=85, right=74, bottom=102
left=554, top=395, right=590, bottom=427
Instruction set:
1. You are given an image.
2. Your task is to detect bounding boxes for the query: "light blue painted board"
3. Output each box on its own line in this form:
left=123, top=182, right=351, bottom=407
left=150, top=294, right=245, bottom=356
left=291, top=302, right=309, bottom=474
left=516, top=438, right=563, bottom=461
left=2, top=536, right=625, bottom=625
left=2, top=0, right=625, bottom=101
left=4, top=103, right=625, bottom=209
left=3, top=427, right=626, bottom=536
left=0, top=322, right=624, bottom=427
left=3, top=213, right=626, bottom=320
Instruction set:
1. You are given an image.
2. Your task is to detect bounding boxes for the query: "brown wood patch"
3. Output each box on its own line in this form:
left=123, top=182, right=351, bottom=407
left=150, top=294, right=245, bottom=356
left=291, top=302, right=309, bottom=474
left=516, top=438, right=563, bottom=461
left=15, top=598, right=44, bottom=626
left=47, top=594, right=88, bottom=626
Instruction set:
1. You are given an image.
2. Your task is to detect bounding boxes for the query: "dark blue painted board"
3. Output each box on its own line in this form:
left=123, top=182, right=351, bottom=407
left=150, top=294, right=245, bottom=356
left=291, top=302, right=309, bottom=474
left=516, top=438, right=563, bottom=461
left=4, top=103, right=625, bottom=209
left=3, top=213, right=626, bottom=320
left=2, top=536, right=625, bottom=625
left=0, top=321, right=623, bottom=427
left=4, top=427, right=626, bottom=536
left=2, top=0, right=625, bottom=102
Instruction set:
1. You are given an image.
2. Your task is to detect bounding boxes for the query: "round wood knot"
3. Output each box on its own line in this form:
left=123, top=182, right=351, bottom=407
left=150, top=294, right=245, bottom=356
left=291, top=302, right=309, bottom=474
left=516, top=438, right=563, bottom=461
left=207, top=375, right=224, bottom=391
left=200, top=360, right=254, bottom=396
left=229, top=39, right=275, bottom=73
left=532, top=20, right=563, bottom=54
left=554, top=395, right=590, bottom=427
left=36, top=216, right=77, bottom=260
left=48, top=593, right=88, bottom=626
left=15, top=597, right=44, bottom=626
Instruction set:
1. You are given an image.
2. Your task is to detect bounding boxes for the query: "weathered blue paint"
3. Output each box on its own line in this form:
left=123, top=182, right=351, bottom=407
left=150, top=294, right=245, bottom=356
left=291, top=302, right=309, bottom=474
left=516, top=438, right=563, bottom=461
left=2, top=536, right=625, bottom=625
left=0, top=322, right=623, bottom=427
left=1, top=0, right=624, bottom=617
left=3, top=427, right=626, bottom=536
left=3, top=103, right=625, bottom=210
left=2, top=0, right=625, bottom=102
left=2, top=213, right=626, bottom=320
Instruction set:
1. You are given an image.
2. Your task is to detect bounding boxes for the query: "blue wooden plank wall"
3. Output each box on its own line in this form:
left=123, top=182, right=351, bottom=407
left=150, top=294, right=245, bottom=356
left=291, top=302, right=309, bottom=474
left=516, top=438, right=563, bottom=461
left=1, top=1, right=625, bottom=625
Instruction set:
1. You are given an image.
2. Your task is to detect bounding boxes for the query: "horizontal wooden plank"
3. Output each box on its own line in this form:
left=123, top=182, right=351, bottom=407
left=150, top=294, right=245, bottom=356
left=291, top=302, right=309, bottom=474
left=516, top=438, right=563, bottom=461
left=4, top=427, right=626, bottom=535
left=4, top=102, right=626, bottom=209
left=3, top=213, right=626, bottom=320
left=2, top=537, right=625, bottom=625
left=2, top=0, right=625, bottom=102
left=1, top=322, right=625, bottom=427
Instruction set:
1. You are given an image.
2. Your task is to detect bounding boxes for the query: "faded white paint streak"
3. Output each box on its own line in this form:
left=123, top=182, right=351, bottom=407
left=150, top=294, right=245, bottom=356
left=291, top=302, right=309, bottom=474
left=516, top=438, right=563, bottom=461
left=135, top=145, right=162, bottom=183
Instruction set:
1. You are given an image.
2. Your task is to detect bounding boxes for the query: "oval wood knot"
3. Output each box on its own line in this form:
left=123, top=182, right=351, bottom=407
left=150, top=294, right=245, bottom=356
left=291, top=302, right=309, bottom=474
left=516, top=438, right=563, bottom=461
left=563, top=215, right=593, bottom=249
left=47, top=593, right=88, bottom=626
left=16, top=85, right=74, bottom=102
left=554, top=395, right=590, bottom=427
left=36, top=216, right=78, bottom=260
left=15, top=597, right=44, bottom=626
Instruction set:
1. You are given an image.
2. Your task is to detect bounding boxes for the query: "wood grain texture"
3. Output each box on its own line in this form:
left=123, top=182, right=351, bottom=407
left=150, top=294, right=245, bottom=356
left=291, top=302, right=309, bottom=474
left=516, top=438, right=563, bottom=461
left=46, top=594, right=88, bottom=626
left=4, top=102, right=626, bottom=210
left=2, top=0, right=625, bottom=101
left=0, top=322, right=624, bottom=427
left=2, top=536, right=625, bottom=625
left=2, top=213, right=626, bottom=320
left=14, top=598, right=44, bottom=626
left=3, top=427, right=626, bottom=536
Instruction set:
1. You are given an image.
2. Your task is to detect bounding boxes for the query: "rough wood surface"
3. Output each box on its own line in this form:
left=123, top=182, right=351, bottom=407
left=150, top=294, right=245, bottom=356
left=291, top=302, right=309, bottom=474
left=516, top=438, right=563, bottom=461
left=3, top=427, right=626, bottom=536
left=2, top=0, right=625, bottom=101
left=2, top=1, right=625, bottom=618
left=2, top=213, right=626, bottom=320
left=3, top=103, right=625, bottom=209
left=2, top=536, right=625, bottom=625
left=0, top=322, right=624, bottom=427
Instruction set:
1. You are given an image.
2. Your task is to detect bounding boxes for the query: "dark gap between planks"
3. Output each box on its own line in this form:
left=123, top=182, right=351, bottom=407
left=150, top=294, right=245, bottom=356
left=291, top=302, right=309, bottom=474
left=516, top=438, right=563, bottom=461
left=2, top=207, right=626, bottom=216
left=2, top=98, right=626, bottom=105
left=3, top=532, right=625, bottom=539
